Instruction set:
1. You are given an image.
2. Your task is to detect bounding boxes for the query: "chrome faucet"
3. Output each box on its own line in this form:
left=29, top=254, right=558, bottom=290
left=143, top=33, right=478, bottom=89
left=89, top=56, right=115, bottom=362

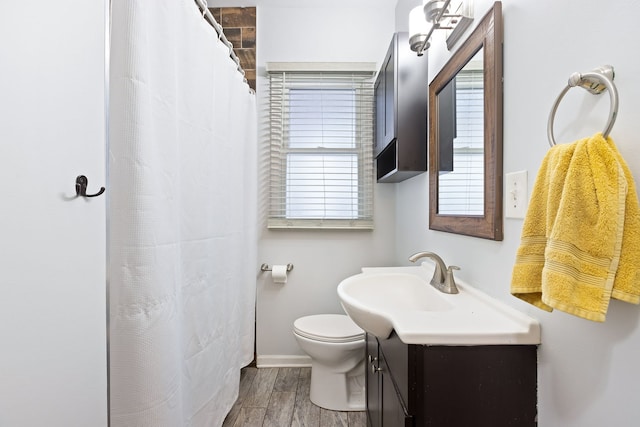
left=408, top=251, right=460, bottom=294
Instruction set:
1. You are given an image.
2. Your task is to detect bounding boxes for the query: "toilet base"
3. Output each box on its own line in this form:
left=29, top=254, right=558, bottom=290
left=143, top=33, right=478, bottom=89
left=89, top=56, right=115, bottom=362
left=309, top=359, right=365, bottom=411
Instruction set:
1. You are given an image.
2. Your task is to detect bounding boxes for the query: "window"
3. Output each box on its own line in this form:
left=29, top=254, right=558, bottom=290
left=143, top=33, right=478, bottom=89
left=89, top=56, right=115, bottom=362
left=267, top=64, right=375, bottom=229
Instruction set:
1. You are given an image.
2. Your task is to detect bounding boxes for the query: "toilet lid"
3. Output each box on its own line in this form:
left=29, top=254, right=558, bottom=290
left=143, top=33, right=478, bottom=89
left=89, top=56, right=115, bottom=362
left=294, top=314, right=364, bottom=343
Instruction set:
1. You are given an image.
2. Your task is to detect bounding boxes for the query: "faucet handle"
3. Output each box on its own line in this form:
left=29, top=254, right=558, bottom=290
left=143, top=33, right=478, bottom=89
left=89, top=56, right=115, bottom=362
left=444, top=266, right=460, bottom=294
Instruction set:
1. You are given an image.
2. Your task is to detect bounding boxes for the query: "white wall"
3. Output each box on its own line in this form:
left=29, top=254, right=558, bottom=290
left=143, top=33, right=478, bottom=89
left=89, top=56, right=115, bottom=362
left=0, top=1, right=107, bottom=425
left=395, top=0, right=640, bottom=426
left=256, top=1, right=399, bottom=363
left=210, top=0, right=399, bottom=363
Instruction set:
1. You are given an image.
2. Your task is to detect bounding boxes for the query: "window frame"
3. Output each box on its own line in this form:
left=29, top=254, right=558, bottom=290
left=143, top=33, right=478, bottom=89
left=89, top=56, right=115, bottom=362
left=267, top=63, right=376, bottom=230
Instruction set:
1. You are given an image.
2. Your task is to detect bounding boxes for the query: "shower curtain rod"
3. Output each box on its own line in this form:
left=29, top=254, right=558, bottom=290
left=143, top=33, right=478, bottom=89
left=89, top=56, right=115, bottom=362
left=194, top=0, right=251, bottom=90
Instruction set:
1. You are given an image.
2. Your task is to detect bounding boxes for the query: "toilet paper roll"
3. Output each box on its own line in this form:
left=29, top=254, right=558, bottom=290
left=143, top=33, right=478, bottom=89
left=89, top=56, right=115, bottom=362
left=271, top=264, right=288, bottom=284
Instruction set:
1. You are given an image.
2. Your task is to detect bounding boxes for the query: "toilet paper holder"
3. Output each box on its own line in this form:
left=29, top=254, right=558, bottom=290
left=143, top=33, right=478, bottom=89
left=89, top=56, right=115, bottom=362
left=260, top=263, right=294, bottom=272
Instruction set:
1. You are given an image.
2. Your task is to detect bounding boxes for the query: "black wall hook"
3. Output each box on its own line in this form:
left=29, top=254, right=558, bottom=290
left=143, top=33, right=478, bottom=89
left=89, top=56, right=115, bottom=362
left=75, top=175, right=105, bottom=198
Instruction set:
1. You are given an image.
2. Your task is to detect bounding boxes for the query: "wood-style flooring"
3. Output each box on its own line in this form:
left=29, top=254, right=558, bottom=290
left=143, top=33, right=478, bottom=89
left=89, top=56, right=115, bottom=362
left=223, top=367, right=367, bottom=427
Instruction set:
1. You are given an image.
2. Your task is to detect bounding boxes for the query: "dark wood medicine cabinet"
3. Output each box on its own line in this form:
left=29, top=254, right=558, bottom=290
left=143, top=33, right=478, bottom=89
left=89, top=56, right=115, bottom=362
left=374, top=32, right=429, bottom=183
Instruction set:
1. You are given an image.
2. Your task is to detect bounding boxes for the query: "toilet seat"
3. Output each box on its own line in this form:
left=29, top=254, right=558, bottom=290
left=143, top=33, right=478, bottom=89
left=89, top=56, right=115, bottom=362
left=294, top=314, right=364, bottom=343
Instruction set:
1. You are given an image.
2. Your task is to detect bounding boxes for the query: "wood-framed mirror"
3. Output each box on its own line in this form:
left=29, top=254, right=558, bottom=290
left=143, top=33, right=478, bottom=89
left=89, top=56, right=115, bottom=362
left=428, top=2, right=503, bottom=240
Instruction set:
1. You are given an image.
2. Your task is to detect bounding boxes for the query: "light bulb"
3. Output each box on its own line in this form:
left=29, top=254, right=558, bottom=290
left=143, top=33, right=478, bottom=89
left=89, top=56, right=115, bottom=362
left=409, top=5, right=430, bottom=55
left=409, top=5, right=429, bottom=38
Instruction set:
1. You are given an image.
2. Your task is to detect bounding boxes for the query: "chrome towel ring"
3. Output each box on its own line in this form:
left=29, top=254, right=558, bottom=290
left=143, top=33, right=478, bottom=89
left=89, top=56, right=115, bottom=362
left=547, top=65, right=618, bottom=147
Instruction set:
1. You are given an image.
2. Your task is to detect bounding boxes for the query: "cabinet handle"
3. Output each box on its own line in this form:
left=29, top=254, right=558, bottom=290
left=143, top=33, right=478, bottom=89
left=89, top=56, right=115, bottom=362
left=368, top=354, right=382, bottom=374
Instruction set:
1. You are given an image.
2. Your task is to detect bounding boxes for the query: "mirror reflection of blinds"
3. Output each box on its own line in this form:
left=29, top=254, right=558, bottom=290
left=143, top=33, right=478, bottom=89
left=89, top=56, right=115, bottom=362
left=268, top=71, right=375, bottom=229
left=438, top=69, right=484, bottom=215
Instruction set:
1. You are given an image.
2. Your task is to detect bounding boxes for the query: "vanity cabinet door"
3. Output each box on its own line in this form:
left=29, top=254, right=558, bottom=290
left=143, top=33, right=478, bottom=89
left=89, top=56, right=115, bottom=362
left=366, top=333, right=381, bottom=427
left=380, top=349, right=413, bottom=427
left=366, top=333, right=413, bottom=427
left=418, top=346, right=538, bottom=426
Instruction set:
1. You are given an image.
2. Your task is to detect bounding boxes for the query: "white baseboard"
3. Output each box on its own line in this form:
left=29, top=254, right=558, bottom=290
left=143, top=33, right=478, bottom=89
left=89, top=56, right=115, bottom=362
left=257, top=355, right=312, bottom=368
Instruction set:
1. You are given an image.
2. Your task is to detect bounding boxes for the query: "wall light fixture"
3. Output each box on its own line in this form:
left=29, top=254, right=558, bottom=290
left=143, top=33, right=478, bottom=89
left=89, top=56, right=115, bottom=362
left=409, top=0, right=474, bottom=56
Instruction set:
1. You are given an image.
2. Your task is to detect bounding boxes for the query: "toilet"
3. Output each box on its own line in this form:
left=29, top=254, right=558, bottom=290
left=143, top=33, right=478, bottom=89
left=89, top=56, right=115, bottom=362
left=293, top=314, right=365, bottom=411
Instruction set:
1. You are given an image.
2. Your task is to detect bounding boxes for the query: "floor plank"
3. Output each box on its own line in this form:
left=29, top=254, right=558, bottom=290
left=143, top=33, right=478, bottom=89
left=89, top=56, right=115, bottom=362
left=234, top=407, right=266, bottom=427
left=319, top=408, right=348, bottom=427
left=223, top=367, right=366, bottom=427
left=222, top=402, right=242, bottom=427
left=274, top=368, right=301, bottom=392
left=243, top=367, right=278, bottom=408
left=291, top=373, right=320, bottom=427
left=263, top=391, right=296, bottom=427
left=348, top=411, right=367, bottom=427
left=223, top=367, right=259, bottom=426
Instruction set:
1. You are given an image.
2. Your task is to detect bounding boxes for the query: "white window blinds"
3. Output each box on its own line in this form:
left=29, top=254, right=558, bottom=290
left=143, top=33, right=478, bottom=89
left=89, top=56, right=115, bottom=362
left=267, top=65, right=375, bottom=229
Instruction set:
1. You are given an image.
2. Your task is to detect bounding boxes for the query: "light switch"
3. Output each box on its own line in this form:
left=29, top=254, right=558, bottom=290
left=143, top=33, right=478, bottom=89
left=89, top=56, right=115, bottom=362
left=505, top=170, right=528, bottom=219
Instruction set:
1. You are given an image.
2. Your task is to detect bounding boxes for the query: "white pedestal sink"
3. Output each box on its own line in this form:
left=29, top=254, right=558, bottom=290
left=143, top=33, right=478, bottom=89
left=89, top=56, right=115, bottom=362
left=337, top=263, right=540, bottom=345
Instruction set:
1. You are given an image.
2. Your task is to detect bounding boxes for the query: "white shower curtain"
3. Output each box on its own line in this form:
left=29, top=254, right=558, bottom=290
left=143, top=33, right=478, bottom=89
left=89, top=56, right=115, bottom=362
left=108, top=0, right=257, bottom=425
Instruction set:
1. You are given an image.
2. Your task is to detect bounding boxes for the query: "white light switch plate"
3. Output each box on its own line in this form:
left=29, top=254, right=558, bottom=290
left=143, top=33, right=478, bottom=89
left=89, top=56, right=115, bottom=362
left=505, top=170, right=528, bottom=219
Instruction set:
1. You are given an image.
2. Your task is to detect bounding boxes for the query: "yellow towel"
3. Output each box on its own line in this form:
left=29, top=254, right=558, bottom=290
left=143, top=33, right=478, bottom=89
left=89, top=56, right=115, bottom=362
left=511, top=133, right=640, bottom=322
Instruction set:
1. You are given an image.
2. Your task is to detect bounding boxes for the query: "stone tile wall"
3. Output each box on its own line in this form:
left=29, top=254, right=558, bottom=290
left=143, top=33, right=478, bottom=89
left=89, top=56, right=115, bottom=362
left=209, top=7, right=256, bottom=90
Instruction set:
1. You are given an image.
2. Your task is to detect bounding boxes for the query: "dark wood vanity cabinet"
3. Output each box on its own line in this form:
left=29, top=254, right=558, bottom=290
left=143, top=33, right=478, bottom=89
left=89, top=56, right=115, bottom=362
left=374, top=32, right=429, bottom=183
left=365, top=332, right=538, bottom=427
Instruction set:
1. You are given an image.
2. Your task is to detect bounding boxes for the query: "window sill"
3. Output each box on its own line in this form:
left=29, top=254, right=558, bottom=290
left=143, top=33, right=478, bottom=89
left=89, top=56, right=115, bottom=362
left=267, top=218, right=374, bottom=230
